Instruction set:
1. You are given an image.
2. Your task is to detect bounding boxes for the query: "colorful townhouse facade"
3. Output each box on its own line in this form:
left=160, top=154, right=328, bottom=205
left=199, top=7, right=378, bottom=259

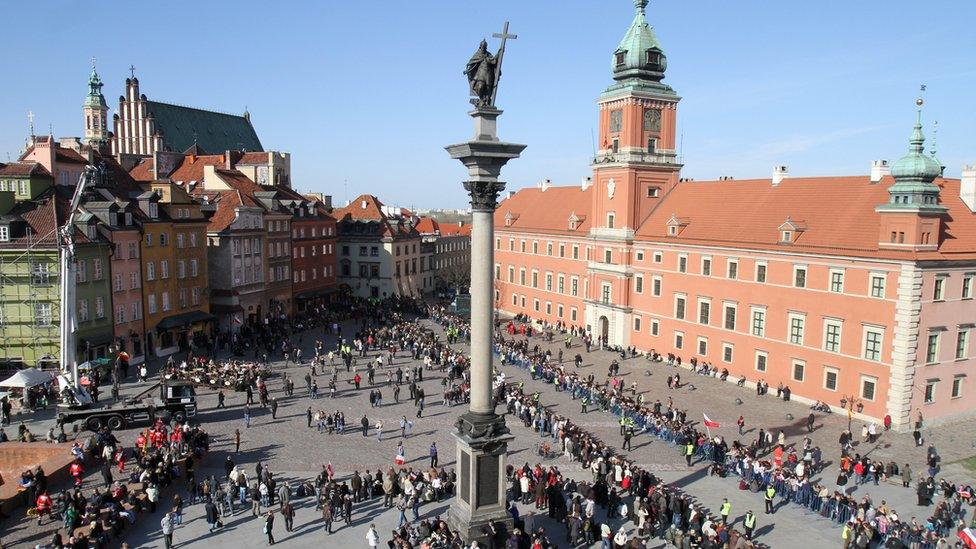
left=335, top=194, right=433, bottom=299
left=493, top=0, right=976, bottom=429
left=286, top=192, right=338, bottom=312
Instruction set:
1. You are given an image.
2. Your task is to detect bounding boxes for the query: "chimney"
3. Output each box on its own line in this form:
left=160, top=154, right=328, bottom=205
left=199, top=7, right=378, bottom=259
left=961, top=164, right=976, bottom=213
left=772, top=165, right=789, bottom=186
left=539, top=178, right=552, bottom=192
left=581, top=176, right=592, bottom=191
left=321, top=194, right=332, bottom=209
left=870, top=160, right=890, bottom=183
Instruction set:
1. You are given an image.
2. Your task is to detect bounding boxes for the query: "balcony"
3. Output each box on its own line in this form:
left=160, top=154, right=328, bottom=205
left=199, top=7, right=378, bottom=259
left=587, top=260, right=631, bottom=277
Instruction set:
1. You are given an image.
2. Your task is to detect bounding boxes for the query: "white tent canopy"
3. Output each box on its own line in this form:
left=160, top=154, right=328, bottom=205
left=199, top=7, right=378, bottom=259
left=0, top=368, right=55, bottom=389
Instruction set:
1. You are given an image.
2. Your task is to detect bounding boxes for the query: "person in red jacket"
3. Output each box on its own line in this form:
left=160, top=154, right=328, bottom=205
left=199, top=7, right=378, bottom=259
left=69, top=459, right=84, bottom=487
left=35, top=491, right=52, bottom=525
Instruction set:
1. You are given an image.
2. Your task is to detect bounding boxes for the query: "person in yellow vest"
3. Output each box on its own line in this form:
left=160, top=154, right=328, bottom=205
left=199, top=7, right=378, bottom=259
left=719, top=498, right=732, bottom=524
left=764, top=485, right=776, bottom=514
left=841, top=520, right=853, bottom=549
left=743, top=510, right=756, bottom=539
left=685, top=441, right=694, bottom=466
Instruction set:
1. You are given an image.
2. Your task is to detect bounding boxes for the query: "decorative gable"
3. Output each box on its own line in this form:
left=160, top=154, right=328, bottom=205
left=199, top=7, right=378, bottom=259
left=665, top=213, right=689, bottom=236
left=777, top=216, right=807, bottom=244
left=504, top=211, right=519, bottom=227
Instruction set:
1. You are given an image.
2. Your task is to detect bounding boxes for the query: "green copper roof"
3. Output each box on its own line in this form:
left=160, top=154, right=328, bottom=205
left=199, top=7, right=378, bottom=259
left=84, top=68, right=106, bottom=109
left=612, top=0, right=667, bottom=83
left=879, top=107, right=945, bottom=213
left=890, top=111, right=942, bottom=181
left=145, top=101, right=263, bottom=154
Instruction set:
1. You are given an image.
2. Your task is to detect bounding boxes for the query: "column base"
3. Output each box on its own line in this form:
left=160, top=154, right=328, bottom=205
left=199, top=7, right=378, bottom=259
left=449, top=411, right=514, bottom=543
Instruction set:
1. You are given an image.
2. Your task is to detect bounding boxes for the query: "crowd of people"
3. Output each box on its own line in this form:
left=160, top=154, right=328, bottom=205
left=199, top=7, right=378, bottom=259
left=494, top=317, right=976, bottom=548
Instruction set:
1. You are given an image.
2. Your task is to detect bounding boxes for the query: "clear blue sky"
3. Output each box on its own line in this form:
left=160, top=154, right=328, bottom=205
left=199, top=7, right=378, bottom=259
left=3, top=1, right=975, bottom=209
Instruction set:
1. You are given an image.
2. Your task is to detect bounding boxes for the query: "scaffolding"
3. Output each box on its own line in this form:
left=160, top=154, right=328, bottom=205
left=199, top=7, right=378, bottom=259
left=0, top=225, right=61, bottom=371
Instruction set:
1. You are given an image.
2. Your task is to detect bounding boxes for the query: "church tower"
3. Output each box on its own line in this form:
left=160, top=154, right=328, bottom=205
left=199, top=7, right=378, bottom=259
left=875, top=99, right=946, bottom=251
left=586, top=0, right=682, bottom=348
left=83, top=62, right=110, bottom=153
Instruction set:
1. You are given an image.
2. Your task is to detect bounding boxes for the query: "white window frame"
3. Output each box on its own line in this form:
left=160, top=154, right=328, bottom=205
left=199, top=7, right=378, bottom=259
left=860, top=375, right=878, bottom=402
left=678, top=254, right=688, bottom=273
left=653, top=251, right=663, bottom=263
left=723, top=302, right=737, bottom=331
left=634, top=275, right=644, bottom=294
left=924, top=380, right=937, bottom=404
left=570, top=307, right=578, bottom=322
left=701, top=256, right=712, bottom=276
left=956, top=328, right=970, bottom=360
left=934, top=275, right=947, bottom=301
left=755, top=261, right=767, bottom=283
left=674, top=330, right=684, bottom=350
left=727, top=258, right=738, bottom=280
left=823, top=318, right=843, bottom=353
left=829, top=269, right=845, bottom=293
left=788, top=312, right=805, bottom=345
left=793, top=264, right=807, bottom=288
left=951, top=376, right=963, bottom=399
left=651, top=276, right=662, bottom=297
left=633, top=316, right=642, bottom=332
left=963, top=273, right=974, bottom=299
left=650, top=319, right=660, bottom=336
left=823, top=366, right=839, bottom=391
left=869, top=273, right=886, bottom=298
left=750, top=306, right=766, bottom=337
left=862, top=325, right=885, bottom=361
left=754, top=350, right=768, bottom=372
left=792, top=359, right=805, bottom=382
left=722, top=342, right=734, bottom=363
left=674, top=294, right=687, bottom=320
left=926, top=331, right=941, bottom=364
left=697, top=297, right=711, bottom=325
left=635, top=251, right=644, bottom=261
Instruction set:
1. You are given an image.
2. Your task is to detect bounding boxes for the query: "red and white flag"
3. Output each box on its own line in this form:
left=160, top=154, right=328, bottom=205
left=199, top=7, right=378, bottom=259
left=958, top=528, right=976, bottom=549
left=703, top=413, right=720, bottom=428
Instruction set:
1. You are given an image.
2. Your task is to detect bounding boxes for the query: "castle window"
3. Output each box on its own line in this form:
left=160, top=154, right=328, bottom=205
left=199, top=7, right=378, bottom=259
left=612, top=139, right=619, bottom=154
left=615, top=51, right=626, bottom=67
left=647, top=138, right=656, bottom=154
left=645, top=50, right=660, bottom=66
left=780, top=230, right=792, bottom=243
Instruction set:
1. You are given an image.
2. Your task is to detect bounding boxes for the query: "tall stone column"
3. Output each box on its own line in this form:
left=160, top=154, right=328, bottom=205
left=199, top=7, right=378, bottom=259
left=446, top=107, right=525, bottom=543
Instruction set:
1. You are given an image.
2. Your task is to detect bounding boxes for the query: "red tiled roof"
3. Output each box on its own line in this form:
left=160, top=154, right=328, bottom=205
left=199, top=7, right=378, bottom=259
left=635, top=175, right=976, bottom=260
left=0, top=162, right=50, bottom=177
left=165, top=154, right=225, bottom=182
left=440, top=222, right=471, bottom=237
left=237, top=152, right=269, bottom=165
left=129, top=158, right=155, bottom=181
left=495, top=185, right=594, bottom=235
left=333, top=194, right=388, bottom=222
left=56, top=148, right=88, bottom=164
left=415, top=217, right=439, bottom=234
left=205, top=190, right=244, bottom=232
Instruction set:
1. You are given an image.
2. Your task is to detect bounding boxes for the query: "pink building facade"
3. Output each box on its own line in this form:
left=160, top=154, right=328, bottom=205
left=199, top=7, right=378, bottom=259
left=108, top=227, right=146, bottom=365
left=493, top=2, right=976, bottom=429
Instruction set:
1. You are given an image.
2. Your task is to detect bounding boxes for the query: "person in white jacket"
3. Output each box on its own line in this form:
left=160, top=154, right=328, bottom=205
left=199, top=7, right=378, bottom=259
left=366, top=524, right=379, bottom=547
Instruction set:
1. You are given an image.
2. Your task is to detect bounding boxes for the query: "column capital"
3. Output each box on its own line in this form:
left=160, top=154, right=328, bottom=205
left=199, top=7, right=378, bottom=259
left=463, top=180, right=506, bottom=211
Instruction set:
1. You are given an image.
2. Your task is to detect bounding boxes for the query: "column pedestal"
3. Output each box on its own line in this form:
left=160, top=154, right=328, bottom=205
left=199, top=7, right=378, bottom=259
left=448, top=412, right=514, bottom=543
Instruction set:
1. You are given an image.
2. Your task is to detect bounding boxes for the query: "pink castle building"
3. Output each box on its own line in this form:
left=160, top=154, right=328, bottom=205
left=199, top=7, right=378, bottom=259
left=493, top=1, right=976, bottom=429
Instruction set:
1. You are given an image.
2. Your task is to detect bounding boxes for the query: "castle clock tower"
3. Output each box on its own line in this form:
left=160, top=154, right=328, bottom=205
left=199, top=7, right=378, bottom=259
left=83, top=62, right=111, bottom=154
left=586, top=0, right=682, bottom=348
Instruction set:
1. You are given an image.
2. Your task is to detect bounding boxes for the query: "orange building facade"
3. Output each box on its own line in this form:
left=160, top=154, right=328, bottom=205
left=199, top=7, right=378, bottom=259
left=493, top=1, right=976, bottom=429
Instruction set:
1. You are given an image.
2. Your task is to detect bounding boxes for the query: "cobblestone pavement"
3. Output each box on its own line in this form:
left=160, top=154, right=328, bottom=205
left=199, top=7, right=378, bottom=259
left=6, top=314, right=974, bottom=548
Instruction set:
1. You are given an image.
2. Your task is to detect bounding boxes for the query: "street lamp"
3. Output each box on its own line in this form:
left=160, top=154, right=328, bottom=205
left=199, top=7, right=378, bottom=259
left=839, top=395, right=865, bottom=431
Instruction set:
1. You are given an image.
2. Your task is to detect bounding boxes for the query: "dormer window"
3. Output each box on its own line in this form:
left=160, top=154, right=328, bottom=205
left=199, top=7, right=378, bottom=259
left=615, top=51, right=626, bottom=67
left=148, top=203, right=158, bottom=218
left=504, top=211, right=518, bottom=227
left=666, top=214, right=689, bottom=236
left=87, top=225, right=97, bottom=240
left=777, top=216, right=806, bottom=244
